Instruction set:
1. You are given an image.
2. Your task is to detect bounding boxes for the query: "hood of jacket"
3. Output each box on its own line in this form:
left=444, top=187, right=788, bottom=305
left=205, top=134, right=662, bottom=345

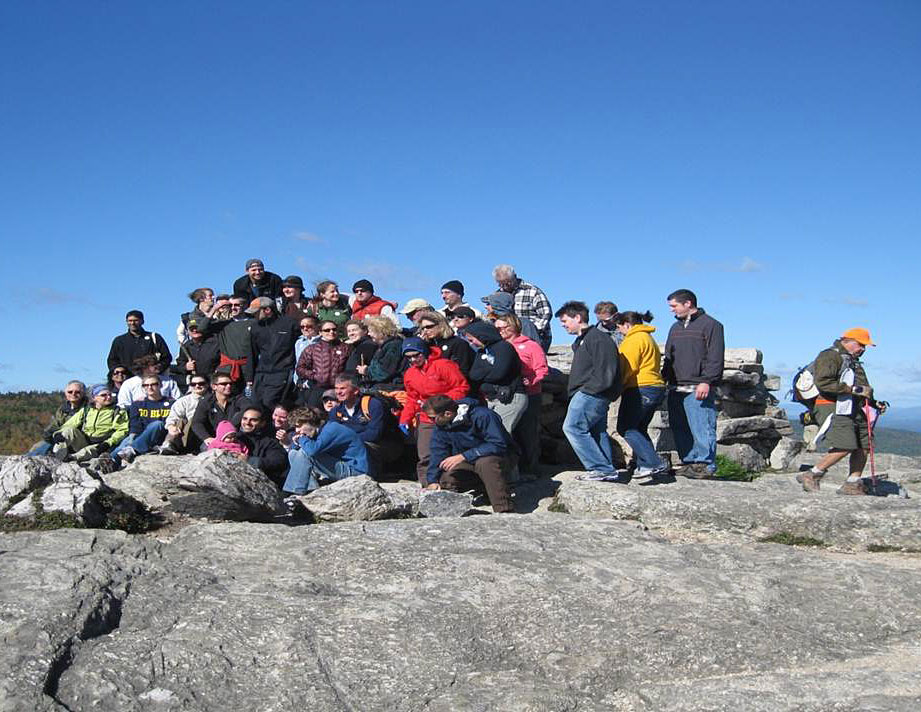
left=626, top=324, right=656, bottom=338
left=464, top=320, right=502, bottom=347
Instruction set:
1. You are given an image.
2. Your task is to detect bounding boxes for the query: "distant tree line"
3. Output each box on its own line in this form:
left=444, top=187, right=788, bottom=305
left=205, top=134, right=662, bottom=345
left=0, top=392, right=62, bottom=455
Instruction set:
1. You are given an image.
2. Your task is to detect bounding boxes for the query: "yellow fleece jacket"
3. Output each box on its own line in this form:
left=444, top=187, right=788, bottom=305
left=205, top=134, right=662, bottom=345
left=619, top=324, right=665, bottom=389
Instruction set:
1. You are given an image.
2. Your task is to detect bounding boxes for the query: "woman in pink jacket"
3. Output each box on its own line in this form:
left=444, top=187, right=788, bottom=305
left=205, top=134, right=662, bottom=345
left=495, top=314, right=548, bottom=472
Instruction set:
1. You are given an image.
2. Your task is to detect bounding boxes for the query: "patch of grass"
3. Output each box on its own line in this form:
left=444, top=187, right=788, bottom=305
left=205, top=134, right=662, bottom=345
left=97, top=491, right=159, bottom=535
left=867, top=543, right=921, bottom=554
left=713, top=454, right=758, bottom=482
left=547, top=498, right=568, bottom=514
left=759, top=532, right=827, bottom=548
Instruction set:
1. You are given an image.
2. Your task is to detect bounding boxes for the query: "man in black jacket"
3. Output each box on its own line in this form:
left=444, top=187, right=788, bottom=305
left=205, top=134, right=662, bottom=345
left=172, top=319, right=219, bottom=392
left=662, top=289, right=724, bottom=478
left=190, top=372, right=251, bottom=446
left=463, top=320, right=526, bottom=435
left=238, top=406, right=289, bottom=488
left=107, top=310, right=172, bottom=374
left=232, top=258, right=283, bottom=304
left=556, top=300, right=624, bottom=482
left=243, top=297, right=299, bottom=412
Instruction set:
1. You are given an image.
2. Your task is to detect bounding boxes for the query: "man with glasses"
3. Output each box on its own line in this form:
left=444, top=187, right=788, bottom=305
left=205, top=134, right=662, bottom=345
left=27, top=381, right=87, bottom=456
left=110, top=376, right=174, bottom=466
left=107, top=309, right=172, bottom=375
left=161, top=375, right=210, bottom=455
left=349, top=279, right=399, bottom=326
left=492, top=264, right=553, bottom=352
left=191, top=372, right=251, bottom=448
left=244, top=297, right=299, bottom=411
left=197, top=295, right=254, bottom=394
left=51, top=385, right=129, bottom=463
left=118, top=355, right=182, bottom=408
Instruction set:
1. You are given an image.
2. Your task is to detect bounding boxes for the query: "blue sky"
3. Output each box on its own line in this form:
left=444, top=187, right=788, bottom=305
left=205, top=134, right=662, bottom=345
left=1, top=1, right=919, bottom=413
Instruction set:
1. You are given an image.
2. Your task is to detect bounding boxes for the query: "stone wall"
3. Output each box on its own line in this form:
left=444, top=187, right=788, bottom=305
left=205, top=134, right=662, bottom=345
left=541, top=344, right=800, bottom=472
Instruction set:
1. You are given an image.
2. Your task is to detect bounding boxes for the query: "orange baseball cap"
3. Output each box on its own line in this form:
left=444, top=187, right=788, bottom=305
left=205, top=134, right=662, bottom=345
left=841, top=328, right=875, bottom=346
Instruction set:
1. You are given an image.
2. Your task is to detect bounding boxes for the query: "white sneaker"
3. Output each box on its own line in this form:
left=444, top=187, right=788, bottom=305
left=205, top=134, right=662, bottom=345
left=635, top=464, right=670, bottom=478
left=576, top=471, right=614, bottom=482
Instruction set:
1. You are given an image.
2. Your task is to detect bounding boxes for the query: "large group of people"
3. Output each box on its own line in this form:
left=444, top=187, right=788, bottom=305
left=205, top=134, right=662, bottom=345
left=27, top=257, right=888, bottom=509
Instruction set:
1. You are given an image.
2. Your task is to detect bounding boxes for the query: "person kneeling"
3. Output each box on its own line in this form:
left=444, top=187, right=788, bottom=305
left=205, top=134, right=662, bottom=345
left=422, top=395, right=515, bottom=514
left=282, top=407, right=369, bottom=495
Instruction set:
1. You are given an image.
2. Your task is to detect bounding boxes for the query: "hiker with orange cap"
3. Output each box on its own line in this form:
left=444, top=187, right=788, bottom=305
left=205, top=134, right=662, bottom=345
left=801, top=327, right=887, bottom=495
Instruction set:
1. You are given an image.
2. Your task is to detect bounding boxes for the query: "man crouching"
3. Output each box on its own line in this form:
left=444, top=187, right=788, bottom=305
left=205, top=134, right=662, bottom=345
left=422, top=395, right=515, bottom=513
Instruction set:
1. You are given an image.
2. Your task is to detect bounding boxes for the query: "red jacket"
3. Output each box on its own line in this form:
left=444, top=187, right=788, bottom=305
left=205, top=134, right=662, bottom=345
left=296, top=339, right=351, bottom=387
left=351, top=295, right=397, bottom=321
left=401, top=349, right=469, bottom=426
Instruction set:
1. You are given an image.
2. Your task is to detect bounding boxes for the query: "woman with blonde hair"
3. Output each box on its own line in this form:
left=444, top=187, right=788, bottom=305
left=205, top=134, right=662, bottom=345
left=414, top=310, right=474, bottom=377
left=359, top=315, right=405, bottom=386
left=614, top=310, right=669, bottom=478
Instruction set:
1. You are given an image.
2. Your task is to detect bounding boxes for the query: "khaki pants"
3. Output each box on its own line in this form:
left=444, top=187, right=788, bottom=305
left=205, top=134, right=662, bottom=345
left=439, top=455, right=514, bottom=513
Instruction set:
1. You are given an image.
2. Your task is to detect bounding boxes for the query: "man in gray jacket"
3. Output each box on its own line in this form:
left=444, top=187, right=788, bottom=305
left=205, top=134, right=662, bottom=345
left=662, top=289, right=724, bottom=478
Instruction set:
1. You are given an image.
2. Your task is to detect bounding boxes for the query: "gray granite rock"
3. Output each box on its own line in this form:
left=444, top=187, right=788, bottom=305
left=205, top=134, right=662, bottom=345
left=4, top=518, right=921, bottom=711
left=380, top=481, right=422, bottom=517
left=0, top=455, right=55, bottom=510
left=418, top=489, right=475, bottom=517
left=102, top=451, right=284, bottom=521
left=717, top=442, right=766, bottom=472
left=552, top=473, right=921, bottom=551
left=298, top=475, right=396, bottom=522
left=4, top=462, right=123, bottom=526
left=770, top=436, right=804, bottom=470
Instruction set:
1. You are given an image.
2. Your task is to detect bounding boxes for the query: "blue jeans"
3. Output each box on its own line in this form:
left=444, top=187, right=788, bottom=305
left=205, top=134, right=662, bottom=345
left=283, top=448, right=363, bottom=494
left=667, top=389, right=717, bottom=470
left=28, top=441, right=53, bottom=456
left=112, top=421, right=167, bottom=462
left=562, top=391, right=614, bottom=474
left=617, top=386, right=666, bottom=470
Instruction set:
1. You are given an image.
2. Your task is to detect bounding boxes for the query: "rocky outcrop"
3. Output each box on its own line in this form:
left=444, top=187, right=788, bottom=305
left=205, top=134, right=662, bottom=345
left=297, top=475, right=397, bottom=522
left=3, top=517, right=921, bottom=711
left=101, top=450, right=285, bottom=522
left=0, top=455, right=55, bottom=510
left=551, top=471, right=921, bottom=551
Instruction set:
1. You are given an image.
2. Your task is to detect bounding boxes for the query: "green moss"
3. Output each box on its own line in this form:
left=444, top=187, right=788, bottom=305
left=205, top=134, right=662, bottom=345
left=867, top=543, right=921, bottom=554
left=759, top=532, right=827, bottom=548
left=547, top=498, right=568, bottom=514
left=713, top=454, right=758, bottom=482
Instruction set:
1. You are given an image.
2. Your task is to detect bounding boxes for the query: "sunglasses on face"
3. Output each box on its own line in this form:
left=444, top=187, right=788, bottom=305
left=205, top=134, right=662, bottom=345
left=214, top=382, right=233, bottom=388
left=190, top=382, right=207, bottom=387
left=143, top=383, right=160, bottom=388
left=65, top=389, right=82, bottom=395
left=320, top=327, right=337, bottom=333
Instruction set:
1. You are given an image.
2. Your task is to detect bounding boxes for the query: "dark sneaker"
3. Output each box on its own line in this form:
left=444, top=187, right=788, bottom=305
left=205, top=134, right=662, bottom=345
left=801, top=472, right=823, bottom=493
left=158, top=442, right=179, bottom=456
left=601, top=469, right=633, bottom=484
left=680, top=463, right=712, bottom=479
left=837, top=480, right=868, bottom=496
left=120, top=446, right=138, bottom=463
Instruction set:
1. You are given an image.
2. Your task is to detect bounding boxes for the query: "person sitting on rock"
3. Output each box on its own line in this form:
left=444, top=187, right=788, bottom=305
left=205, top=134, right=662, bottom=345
left=237, top=406, right=289, bottom=488
left=190, top=371, right=252, bottom=448
left=358, top=316, right=405, bottom=387
left=422, top=395, right=515, bottom=514
left=110, top=375, right=174, bottom=466
left=438, top=280, right=482, bottom=322
left=328, top=372, right=404, bottom=478
left=119, top=354, right=183, bottom=408
left=400, top=337, right=470, bottom=484
left=232, top=258, right=284, bottom=305
left=349, top=279, right=399, bottom=326
left=281, top=407, right=369, bottom=495
left=207, top=420, right=250, bottom=458
left=160, top=375, right=209, bottom=455
left=800, top=328, right=887, bottom=496
left=321, top=389, right=339, bottom=414
left=51, top=384, right=129, bottom=463
left=27, top=380, right=87, bottom=456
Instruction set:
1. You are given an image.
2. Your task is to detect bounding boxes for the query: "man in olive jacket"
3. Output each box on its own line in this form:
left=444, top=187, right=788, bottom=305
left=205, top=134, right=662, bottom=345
left=801, top=328, right=885, bottom=495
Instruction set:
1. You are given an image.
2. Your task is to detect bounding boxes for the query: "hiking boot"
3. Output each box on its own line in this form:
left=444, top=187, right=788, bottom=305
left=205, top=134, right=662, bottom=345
left=837, top=480, right=868, bottom=496
left=801, top=472, right=823, bottom=493
left=680, top=463, right=712, bottom=480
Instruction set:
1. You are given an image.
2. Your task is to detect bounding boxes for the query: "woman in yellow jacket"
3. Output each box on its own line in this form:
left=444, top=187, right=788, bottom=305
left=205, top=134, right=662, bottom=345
left=615, top=311, right=669, bottom=478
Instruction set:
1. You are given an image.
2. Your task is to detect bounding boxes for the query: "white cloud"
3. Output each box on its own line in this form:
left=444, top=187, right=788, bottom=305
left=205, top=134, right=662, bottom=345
left=293, top=231, right=324, bottom=243
left=737, top=257, right=764, bottom=273
left=678, top=257, right=766, bottom=274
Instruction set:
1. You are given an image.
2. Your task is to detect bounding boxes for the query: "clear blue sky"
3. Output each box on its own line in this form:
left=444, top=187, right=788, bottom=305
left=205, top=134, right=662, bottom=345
left=2, top=1, right=919, bottom=411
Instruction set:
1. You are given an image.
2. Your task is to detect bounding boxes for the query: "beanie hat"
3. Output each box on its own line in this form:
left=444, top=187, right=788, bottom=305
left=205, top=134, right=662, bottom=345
left=282, top=275, right=304, bottom=290
left=352, top=279, right=374, bottom=293
left=441, top=280, right=465, bottom=297
left=245, top=258, right=264, bottom=270
left=401, top=336, right=427, bottom=355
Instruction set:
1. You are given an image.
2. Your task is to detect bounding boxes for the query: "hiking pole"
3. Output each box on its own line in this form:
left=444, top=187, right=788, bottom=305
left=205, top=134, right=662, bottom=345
left=863, top=400, right=878, bottom=489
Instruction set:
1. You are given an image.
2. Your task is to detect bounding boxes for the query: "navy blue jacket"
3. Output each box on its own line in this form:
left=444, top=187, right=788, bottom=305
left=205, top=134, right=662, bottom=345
left=426, top=398, right=512, bottom=484
left=329, top=396, right=390, bottom=444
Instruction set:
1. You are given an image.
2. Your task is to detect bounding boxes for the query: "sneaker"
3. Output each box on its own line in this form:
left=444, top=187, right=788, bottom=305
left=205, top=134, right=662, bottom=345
left=52, top=442, right=68, bottom=461
left=120, top=446, right=137, bottom=464
left=680, top=463, right=712, bottom=480
left=801, top=472, right=823, bottom=493
left=601, top=470, right=633, bottom=485
left=282, top=495, right=302, bottom=514
left=158, top=442, right=179, bottom=456
left=837, top=480, right=868, bottom=496
left=576, top=471, right=615, bottom=482
left=635, top=464, right=670, bottom=479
